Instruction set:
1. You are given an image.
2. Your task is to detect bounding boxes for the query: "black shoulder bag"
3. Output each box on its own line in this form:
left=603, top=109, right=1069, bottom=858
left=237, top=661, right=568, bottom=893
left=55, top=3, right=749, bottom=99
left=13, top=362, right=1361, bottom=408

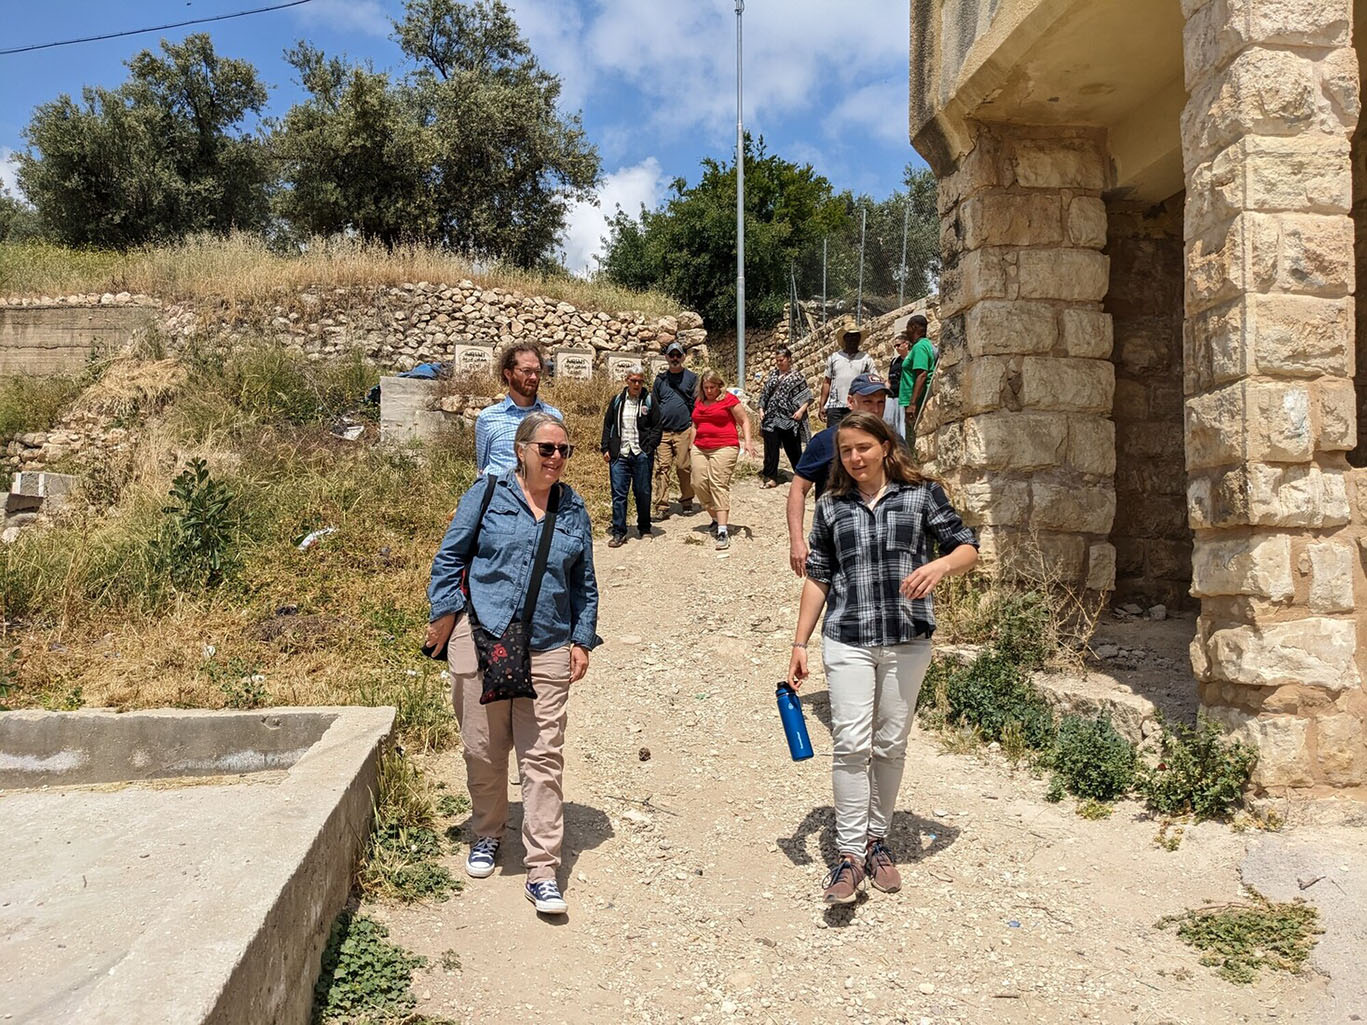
left=468, top=483, right=562, bottom=704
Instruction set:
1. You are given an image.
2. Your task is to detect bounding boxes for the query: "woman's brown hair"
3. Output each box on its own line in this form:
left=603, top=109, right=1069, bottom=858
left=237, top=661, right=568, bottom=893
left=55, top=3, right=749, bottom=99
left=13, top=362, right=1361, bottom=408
left=824, top=412, right=927, bottom=497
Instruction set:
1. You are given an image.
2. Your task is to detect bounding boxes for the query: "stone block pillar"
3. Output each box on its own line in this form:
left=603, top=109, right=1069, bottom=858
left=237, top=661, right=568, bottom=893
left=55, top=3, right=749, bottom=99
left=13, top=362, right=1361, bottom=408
left=925, top=123, right=1116, bottom=592
left=1182, top=0, right=1367, bottom=791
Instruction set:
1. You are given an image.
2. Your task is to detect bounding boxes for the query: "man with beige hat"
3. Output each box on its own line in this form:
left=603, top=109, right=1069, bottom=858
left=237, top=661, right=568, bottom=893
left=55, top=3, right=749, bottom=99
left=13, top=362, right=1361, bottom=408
left=818, top=318, right=876, bottom=429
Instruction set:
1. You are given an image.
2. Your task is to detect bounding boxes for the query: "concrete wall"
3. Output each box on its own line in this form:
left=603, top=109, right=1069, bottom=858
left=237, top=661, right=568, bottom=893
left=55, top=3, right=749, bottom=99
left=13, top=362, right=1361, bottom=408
left=1105, top=196, right=1192, bottom=609
left=0, top=305, right=152, bottom=376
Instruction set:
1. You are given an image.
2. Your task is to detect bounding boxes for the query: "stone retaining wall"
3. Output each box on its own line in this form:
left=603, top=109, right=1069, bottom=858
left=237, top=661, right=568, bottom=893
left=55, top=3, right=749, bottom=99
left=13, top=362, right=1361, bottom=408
left=1, top=284, right=706, bottom=379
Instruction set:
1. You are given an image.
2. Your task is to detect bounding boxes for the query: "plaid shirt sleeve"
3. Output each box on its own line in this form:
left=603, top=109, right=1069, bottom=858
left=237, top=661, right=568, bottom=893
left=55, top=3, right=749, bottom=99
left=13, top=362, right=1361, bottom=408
left=804, top=497, right=836, bottom=585
left=924, top=482, right=978, bottom=555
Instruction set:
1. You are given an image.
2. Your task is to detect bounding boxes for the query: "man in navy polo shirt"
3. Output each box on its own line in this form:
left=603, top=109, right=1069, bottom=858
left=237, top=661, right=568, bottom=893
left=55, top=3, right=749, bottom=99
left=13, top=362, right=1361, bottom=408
left=785, top=373, right=893, bottom=576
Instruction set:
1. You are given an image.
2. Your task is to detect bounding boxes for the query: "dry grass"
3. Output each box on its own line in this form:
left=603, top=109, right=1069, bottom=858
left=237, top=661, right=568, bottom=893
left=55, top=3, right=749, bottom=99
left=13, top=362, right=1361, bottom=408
left=0, top=349, right=639, bottom=748
left=0, top=234, right=682, bottom=319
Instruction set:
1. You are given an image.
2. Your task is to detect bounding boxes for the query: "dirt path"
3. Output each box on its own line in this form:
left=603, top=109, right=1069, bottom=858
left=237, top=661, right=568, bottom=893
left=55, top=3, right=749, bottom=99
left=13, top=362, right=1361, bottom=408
left=377, top=475, right=1330, bottom=1025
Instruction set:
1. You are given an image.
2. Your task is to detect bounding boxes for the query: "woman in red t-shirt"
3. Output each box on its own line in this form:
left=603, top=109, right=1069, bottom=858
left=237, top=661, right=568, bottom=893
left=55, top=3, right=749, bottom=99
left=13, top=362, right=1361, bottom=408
left=690, top=369, right=755, bottom=551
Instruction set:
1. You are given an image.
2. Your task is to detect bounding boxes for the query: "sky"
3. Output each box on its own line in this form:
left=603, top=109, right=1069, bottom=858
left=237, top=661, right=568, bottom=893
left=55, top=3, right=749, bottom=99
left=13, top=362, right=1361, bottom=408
left=0, top=0, right=926, bottom=274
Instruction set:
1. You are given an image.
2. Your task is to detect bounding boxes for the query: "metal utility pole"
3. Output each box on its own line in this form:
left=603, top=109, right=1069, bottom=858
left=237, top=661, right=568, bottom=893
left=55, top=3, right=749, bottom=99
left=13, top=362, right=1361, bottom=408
left=735, top=0, right=746, bottom=390
left=821, top=236, right=828, bottom=325
left=898, top=201, right=910, bottom=307
left=856, top=205, right=867, bottom=325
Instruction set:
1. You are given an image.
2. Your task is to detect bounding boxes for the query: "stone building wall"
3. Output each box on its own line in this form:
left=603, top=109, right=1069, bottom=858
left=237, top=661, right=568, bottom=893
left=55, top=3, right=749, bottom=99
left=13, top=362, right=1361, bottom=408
left=924, top=122, right=1117, bottom=594
left=1105, top=196, right=1192, bottom=609
left=1181, top=0, right=1366, bottom=792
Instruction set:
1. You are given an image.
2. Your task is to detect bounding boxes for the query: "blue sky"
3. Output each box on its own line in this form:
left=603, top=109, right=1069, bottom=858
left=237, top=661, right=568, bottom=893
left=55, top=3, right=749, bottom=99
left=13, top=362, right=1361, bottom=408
left=0, top=0, right=925, bottom=272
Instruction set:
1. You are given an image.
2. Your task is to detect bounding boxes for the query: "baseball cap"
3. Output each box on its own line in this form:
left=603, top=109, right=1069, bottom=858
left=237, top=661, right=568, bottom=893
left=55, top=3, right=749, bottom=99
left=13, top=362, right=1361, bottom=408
left=665, top=342, right=685, bottom=356
left=849, top=373, right=891, bottom=397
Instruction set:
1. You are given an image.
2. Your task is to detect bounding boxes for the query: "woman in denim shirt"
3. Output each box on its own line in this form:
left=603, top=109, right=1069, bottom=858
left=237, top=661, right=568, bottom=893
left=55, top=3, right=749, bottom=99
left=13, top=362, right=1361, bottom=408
left=426, top=412, right=601, bottom=916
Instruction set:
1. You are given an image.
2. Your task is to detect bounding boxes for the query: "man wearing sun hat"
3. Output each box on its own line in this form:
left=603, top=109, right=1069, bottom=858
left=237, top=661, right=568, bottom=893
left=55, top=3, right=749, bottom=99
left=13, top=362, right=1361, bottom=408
left=818, top=318, right=876, bottom=429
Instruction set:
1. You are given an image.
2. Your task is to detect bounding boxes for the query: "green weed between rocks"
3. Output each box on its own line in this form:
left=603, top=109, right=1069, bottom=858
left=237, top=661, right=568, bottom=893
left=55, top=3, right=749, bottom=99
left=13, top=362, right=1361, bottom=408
left=1157, top=896, right=1322, bottom=984
left=0, top=374, right=85, bottom=438
left=1045, top=715, right=1136, bottom=804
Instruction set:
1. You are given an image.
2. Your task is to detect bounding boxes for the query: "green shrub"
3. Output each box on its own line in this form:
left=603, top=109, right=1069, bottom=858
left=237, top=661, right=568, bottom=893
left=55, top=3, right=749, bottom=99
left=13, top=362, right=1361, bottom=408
left=160, top=458, right=238, bottom=590
left=938, top=650, right=1057, bottom=751
left=984, top=588, right=1054, bottom=670
left=1045, top=714, right=1136, bottom=802
left=312, top=912, right=425, bottom=1023
left=1138, top=714, right=1257, bottom=820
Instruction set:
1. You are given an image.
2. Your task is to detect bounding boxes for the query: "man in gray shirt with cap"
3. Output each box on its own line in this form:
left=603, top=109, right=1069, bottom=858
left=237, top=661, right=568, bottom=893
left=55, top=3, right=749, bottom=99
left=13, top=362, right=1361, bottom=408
left=650, top=338, right=699, bottom=519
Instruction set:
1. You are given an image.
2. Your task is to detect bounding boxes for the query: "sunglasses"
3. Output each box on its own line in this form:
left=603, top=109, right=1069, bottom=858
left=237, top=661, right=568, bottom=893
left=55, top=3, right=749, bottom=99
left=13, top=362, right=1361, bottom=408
left=667, top=353, right=683, bottom=360
left=529, top=442, right=574, bottom=459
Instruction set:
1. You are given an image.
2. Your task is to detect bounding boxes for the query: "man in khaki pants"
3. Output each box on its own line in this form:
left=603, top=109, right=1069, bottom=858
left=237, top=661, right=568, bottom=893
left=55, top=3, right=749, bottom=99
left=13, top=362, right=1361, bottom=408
left=649, top=340, right=699, bottom=518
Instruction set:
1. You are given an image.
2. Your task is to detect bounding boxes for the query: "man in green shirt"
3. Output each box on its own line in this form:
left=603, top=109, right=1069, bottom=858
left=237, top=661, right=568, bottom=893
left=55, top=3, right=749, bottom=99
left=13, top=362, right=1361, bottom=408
left=899, top=313, right=935, bottom=438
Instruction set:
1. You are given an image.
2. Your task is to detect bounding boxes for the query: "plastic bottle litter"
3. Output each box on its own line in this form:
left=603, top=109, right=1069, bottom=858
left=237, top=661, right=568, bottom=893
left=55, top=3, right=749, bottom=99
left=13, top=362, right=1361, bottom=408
left=297, top=526, right=338, bottom=551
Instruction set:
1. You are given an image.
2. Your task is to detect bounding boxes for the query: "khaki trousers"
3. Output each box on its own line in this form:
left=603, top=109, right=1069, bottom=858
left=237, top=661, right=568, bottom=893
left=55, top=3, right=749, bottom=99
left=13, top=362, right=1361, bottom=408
left=653, top=427, right=696, bottom=511
left=690, top=445, right=740, bottom=514
left=447, top=614, right=572, bottom=883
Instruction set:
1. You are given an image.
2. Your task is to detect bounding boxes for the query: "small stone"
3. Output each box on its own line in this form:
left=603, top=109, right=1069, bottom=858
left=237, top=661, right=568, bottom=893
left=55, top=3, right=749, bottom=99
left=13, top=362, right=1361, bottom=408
left=1147, top=604, right=1167, bottom=621
left=638, top=747, right=651, bottom=762
left=918, top=982, right=935, bottom=995
left=1119, top=602, right=1143, bottom=615
left=1094, top=643, right=1121, bottom=659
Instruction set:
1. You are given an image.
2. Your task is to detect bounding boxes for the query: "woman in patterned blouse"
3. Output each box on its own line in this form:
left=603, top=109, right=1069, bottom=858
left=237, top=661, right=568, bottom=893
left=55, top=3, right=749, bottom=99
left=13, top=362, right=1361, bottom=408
left=757, top=347, right=812, bottom=488
left=787, top=411, right=978, bottom=907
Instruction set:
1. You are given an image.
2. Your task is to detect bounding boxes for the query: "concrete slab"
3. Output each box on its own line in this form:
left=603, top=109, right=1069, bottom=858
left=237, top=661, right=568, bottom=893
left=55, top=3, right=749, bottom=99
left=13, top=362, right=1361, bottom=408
left=1241, top=827, right=1367, bottom=1025
left=0, top=707, right=395, bottom=1025
left=378, top=375, right=455, bottom=444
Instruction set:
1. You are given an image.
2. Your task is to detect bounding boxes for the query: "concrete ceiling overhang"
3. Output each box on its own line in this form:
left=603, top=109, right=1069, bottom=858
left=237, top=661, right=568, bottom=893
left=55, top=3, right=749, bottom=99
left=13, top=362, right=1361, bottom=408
left=912, top=0, right=1186, bottom=202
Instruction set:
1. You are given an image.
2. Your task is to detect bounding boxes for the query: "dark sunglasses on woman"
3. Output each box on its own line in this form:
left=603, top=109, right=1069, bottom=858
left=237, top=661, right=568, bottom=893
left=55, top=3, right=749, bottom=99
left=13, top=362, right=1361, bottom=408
left=532, top=442, right=574, bottom=459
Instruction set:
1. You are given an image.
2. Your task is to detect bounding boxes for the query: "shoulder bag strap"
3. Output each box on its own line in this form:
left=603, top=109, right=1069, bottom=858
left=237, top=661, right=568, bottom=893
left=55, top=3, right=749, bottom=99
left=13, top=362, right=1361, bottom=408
left=462, top=476, right=499, bottom=577
left=519, top=483, right=562, bottom=626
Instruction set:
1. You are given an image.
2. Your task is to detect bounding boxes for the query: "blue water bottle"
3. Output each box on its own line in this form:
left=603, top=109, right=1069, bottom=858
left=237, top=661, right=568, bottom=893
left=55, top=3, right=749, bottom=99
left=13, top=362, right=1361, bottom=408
left=776, top=682, right=814, bottom=761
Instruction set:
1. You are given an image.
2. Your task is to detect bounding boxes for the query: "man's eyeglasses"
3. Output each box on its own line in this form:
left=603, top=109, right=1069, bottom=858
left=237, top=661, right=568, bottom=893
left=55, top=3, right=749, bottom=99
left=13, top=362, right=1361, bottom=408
left=529, top=442, right=574, bottom=459
left=512, top=367, right=542, bottom=377
left=667, top=353, right=683, bottom=360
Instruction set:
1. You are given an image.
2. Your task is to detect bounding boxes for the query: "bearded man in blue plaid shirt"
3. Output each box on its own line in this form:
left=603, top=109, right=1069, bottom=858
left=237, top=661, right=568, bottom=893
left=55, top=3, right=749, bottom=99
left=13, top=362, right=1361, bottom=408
left=475, top=343, right=563, bottom=476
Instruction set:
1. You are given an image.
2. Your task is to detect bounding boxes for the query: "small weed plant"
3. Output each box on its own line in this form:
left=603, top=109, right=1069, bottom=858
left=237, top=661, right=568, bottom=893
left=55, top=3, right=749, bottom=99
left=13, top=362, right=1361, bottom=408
left=358, top=751, right=460, bottom=904
left=1138, top=714, right=1257, bottom=820
left=311, top=911, right=425, bottom=1023
left=204, top=655, right=268, bottom=710
left=161, top=458, right=238, bottom=590
left=1158, top=896, right=1322, bottom=984
left=1045, top=715, right=1136, bottom=803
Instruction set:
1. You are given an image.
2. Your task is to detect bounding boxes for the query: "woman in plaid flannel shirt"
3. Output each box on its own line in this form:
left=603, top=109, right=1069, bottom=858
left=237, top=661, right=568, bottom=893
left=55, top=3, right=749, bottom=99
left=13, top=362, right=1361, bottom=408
left=787, top=412, right=979, bottom=906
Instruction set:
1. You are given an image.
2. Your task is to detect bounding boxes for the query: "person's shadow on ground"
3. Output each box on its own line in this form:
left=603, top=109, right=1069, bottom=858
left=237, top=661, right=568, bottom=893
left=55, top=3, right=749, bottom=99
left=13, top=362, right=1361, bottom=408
left=777, top=805, right=961, bottom=927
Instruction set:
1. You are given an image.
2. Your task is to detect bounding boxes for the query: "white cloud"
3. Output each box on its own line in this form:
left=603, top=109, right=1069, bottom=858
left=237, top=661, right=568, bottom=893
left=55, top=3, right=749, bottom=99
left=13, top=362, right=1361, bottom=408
left=824, top=80, right=910, bottom=148
left=0, top=148, right=21, bottom=197
left=512, top=0, right=908, bottom=142
left=559, top=157, right=667, bottom=276
left=297, top=0, right=393, bottom=38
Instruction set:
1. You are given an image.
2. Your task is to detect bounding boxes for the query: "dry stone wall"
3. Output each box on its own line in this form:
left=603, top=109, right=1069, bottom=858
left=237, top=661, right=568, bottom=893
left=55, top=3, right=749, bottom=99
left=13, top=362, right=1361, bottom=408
left=0, top=285, right=706, bottom=378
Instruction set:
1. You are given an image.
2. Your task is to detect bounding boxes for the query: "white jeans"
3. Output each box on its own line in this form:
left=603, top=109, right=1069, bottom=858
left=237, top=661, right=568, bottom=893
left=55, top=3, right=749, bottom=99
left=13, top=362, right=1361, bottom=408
left=823, top=636, right=934, bottom=855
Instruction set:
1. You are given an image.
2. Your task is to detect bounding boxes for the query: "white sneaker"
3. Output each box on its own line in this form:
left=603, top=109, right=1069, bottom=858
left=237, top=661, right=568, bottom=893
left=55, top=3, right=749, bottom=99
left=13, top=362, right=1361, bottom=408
left=465, top=835, right=500, bottom=878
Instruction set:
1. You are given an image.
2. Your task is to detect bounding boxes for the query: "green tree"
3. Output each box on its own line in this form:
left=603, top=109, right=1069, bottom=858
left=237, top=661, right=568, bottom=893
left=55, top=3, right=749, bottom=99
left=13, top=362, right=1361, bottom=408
left=273, top=0, right=600, bottom=264
left=0, top=185, right=41, bottom=243
left=16, top=34, right=269, bottom=247
left=600, top=137, right=849, bottom=329
left=823, top=165, right=939, bottom=315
